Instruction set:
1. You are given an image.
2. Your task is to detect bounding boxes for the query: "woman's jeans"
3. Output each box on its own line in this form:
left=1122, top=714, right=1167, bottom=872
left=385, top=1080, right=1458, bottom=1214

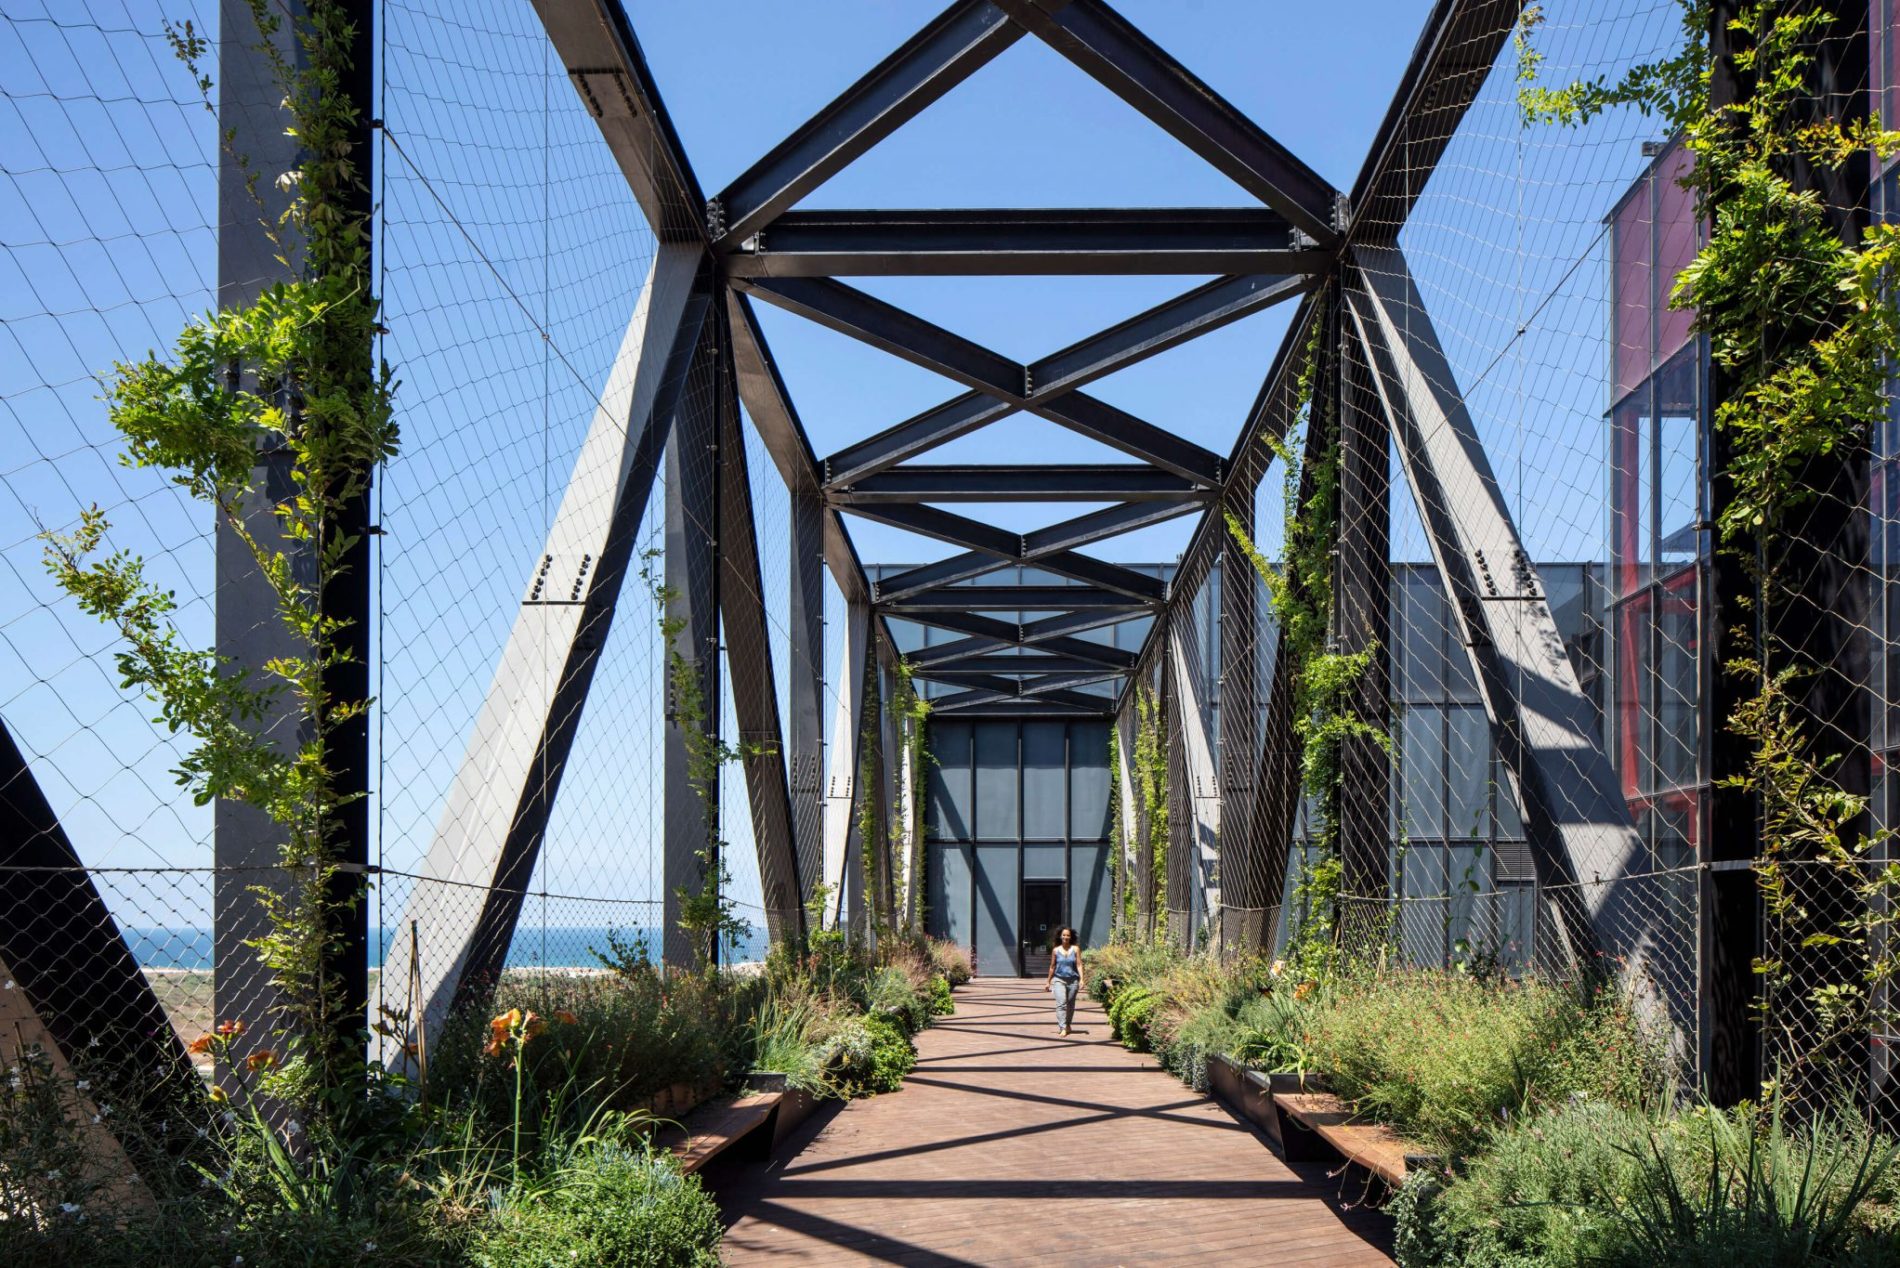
left=1051, top=976, right=1079, bottom=1030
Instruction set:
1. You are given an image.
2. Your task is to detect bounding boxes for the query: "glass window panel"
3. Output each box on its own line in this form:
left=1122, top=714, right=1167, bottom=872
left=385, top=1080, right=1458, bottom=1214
left=926, top=844, right=973, bottom=946
left=1071, top=845, right=1112, bottom=949
left=1611, top=392, right=1654, bottom=595
left=1655, top=144, right=1699, bottom=363
left=1657, top=350, right=1702, bottom=572
left=1447, top=844, right=1489, bottom=964
left=1446, top=706, right=1491, bottom=839
left=1023, top=844, right=1067, bottom=880
left=1611, top=594, right=1653, bottom=799
left=1654, top=574, right=1699, bottom=790
left=1613, top=176, right=1655, bottom=398
left=1068, top=721, right=1112, bottom=839
left=1399, top=706, right=1446, bottom=839
left=972, top=845, right=1019, bottom=976
left=1400, top=845, right=1448, bottom=968
left=974, top=722, right=1020, bottom=840
left=1401, top=571, right=1449, bottom=703
left=927, top=722, right=973, bottom=841
left=1022, top=722, right=1067, bottom=839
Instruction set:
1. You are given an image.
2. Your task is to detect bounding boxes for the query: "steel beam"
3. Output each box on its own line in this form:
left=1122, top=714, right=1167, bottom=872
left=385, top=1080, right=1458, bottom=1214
left=712, top=0, right=1026, bottom=247
left=841, top=502, right=1187, bottom=579
left=825, top=393, right=1018, bottom=486
left=735, top=276, right=1022, bottom=397
left=1168, top=618, right=1222, bottom=947
left=910, top=631, right=1133, bottom=670
left=714, top=323, right=805, bottom=947
left=1027, top=274, right=1308, bottom=398
left=533, top=0, right=707, bottom=243
left=992, top=0, right=1338, bottom=241
left=1029, top=392, right=1223, bottom=485
left=1217, top=489, right=1262, bottom=951
left=384, top=247, right=709, bottom=1049
left=788, top=484, right=828, bottom=907
left=726, top=207, right=1326, bottom=276
left=663, top=328, right=724, bottom=968
left=931, top=694, right=1108, bottom=717
left=822, top=604, right=873, bottom=928
left=1, top=720, right=196, bottom=1162
left=828, top=463, right=1206, bottom=504
left=915, top=653, right=1124, bottom=676
left=879, top=585, right=1155, bottom=613
left=1346, top=244, right=1640, bottom=969
left=870, top=547, right=1164, bottom=604
left=1020, top=500, right=1200, bottom=555
left=725, top=291, right=874, bottom=608
left=1335, top=297, right=1392, bottom=932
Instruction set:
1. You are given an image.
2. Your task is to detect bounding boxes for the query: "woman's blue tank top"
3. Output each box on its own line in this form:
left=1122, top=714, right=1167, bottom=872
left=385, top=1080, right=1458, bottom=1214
left=1053, top=945, right=1080, bottom=981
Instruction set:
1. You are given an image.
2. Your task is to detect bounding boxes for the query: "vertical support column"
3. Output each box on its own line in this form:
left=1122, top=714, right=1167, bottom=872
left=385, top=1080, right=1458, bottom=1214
left=663, top=329, right=723, bottom=969
left=713, top=315, right=804, bottom=949
left=214, top=0, right=374, bottom=1067
left=1701, top=0, right=1760, bottom=1105
left=1133, top=662, right=1158, bottom=940
left=788, top=489, right=827, bottom=914
left=823, top=603, right=871, bottom=930
left=1113, top=701, right=1138, bottom=937
left=1219, top=489, right=1263, bottom=951
left=1336, top=304, right=1393, bottom=944
left=1163, top=629, right=1192, bottom=950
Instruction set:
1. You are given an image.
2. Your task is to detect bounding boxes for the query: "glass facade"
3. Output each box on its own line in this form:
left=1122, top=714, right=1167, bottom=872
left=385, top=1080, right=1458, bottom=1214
left=1604, top=138, right=1708, bottom=874
left=923, top=718, right=1114, bottom=974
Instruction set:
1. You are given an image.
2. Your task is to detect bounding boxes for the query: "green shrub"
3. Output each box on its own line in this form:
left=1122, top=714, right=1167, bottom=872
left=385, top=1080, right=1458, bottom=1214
left=926, top=938, right=973, bottom=986
left=470, top=1141, right=721, bottom=1268
left=1399, top=1099, right=1900, bottom=1268
left=927, top=975, right=955, bottom=1016
left=1231, top=989, right=1318, bottom=1074
left=1306, top=970, right=1666, bottom=1156
left=863, top=1014, right=917, bottom=1093
left=867, top=965, right=929, bottom=1036
left=1394, top=1099, right=1657, bottom=1268
left=1108, top=984, right=1162, bottom=1051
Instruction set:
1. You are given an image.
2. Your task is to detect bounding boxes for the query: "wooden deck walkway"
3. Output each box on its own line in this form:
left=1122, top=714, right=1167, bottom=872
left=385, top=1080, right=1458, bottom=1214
left=708, top=976, right=1393, bottom=1266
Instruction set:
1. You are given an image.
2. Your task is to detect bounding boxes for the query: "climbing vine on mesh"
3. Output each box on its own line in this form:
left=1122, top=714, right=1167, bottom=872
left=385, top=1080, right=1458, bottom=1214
left=41, top=0, right=393, bottom=1106
left=1521, top=0, right=1900, bottom=1087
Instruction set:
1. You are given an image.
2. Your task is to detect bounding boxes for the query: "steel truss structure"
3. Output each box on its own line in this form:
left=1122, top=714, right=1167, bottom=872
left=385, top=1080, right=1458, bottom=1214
left=3, top=0, right=1698, bottom=1096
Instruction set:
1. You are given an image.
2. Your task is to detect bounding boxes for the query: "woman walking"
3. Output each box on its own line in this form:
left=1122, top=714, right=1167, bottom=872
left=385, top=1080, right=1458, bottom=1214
left=1045, top=926, right=1085, bottom=1037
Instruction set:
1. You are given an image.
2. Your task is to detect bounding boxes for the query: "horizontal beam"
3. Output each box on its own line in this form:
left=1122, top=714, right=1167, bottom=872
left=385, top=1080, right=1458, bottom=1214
left=919, top=653, right=1127, bottom=675
left=735, top=275, right=1022, bottom=396
left=868, top=545, right=1165, bottom=602
left=1021, top=499, right=1199, bottom=556
left=828, top=463, right=1208, bottom=503
left=879, top=585, right=1157, bottom=612
left=1027, top=273, right=1307, bottom=398
left=1029, top=392, right=1221, bottom=484
left=909, top=629, right=1134, bottom=669
left=928, top=690, right=1111, bottom=716
left=992, top=0, right=1338, bottom=241
left=725, top=207, right=1329, bottom=276
left=712, top=0, right=1025, bottom=246
left=826, top=392, right=1017, bottom=486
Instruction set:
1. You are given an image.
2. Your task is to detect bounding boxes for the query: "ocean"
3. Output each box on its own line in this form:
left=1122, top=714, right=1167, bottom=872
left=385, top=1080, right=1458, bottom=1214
left=123, top=924, right=772, bottom=971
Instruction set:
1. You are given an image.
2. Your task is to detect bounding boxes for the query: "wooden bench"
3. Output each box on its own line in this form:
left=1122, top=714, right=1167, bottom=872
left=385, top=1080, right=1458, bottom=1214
left=1271, top=1090, right=1425, bottom=1188
left=668, top=1091, right=781, bottom=1175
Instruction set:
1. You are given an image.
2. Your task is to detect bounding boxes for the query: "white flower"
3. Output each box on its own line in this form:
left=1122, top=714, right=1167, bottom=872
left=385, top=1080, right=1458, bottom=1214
left=91, top=1113, right=101, bottom=1125
left=286, top=1118, right=302, bottom=1136
left=74, top=1079, right=89, bottom=1091
left=97, top=1103, right=112, bottom=1118
left=3, top=979, right=13, bottom=990
left=59, top=1202, right=80, bottom=1215
left=362, top=1243, right=377, bottom=1253
left=87, top=1035, right=99, bottom=1049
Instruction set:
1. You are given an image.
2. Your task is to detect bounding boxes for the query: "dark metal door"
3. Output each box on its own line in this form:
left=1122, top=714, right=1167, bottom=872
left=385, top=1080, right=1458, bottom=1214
left=1019, top=880, right=1065, bottom=978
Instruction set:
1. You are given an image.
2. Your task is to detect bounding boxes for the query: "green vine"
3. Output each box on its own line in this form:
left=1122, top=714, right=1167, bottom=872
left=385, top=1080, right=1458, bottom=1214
left=1226, top=298, right=1388, bottom=973
left=1522, top=2, right=1900, bottom=1091
left=1107, top=716, right=1135, bottom=933
left=41, top=0, right=392, bottom=1107
left=1131, top=681, right=1169, bottom=937
left=856, top=654, right=887, bottom=936
left=888, top=659, right=932, bottom=932
left=639, top=550, right=756, bottom=969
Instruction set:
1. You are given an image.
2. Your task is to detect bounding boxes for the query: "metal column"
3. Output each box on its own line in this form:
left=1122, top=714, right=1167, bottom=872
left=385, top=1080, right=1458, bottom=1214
left=663, top=328, right=724, bottom=969
left=1218, top=488, right=1263, bottom=951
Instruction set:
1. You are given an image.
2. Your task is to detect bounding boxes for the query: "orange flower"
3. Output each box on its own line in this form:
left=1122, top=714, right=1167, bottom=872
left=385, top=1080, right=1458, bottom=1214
left=521, top=1011, right=546, bottom=1042
left=553, top=1010, right=580, bottom=1027
left=188, top=1034, right=216, bottom=1056
left=216, top=1019, right=245, bottom=1038
left=244, top=1049, right=277, bottom=1073
left=483, top=1008, right=521, bottom=1059
left=1293, top=981, right=1315, bottom=1001
left=207, top=1085, right=229, bottom=1106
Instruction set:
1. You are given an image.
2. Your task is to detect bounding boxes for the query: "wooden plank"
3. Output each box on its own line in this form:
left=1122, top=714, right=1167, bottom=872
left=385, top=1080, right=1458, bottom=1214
left=1273, top=1091, right=1416, bottom=1188
left=672, top=1091, right=780, bottom=1175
